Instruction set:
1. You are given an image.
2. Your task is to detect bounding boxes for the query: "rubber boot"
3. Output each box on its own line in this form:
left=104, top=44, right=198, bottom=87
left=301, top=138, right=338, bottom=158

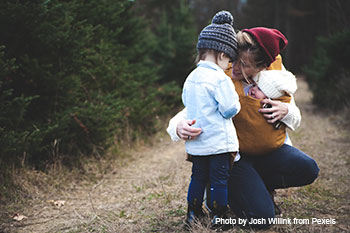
left=184, top=199, right=205, bottom=230
left=210, top=203, right=232, bottom=231
left=269, top=189, right=282, bottom=215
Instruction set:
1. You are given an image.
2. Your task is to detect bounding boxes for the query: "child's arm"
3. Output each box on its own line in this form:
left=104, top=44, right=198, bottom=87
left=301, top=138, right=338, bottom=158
left=215, top=78, right=241, bottom=119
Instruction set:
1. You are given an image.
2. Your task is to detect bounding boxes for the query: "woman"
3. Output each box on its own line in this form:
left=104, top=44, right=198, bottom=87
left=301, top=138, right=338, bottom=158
left=167, top=26, right=319, bottom=229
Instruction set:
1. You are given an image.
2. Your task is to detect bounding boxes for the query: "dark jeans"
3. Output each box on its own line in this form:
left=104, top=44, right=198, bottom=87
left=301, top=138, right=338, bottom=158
left=228, top=144, right=319, bottom=229
left=187, top=153, right=230, bottom=208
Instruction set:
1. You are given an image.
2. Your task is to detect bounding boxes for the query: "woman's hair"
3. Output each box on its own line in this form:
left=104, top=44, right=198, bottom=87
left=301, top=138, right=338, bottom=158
left=195, top=48, right=223, bottom=64
left=237, top=31, right=269, bottom=69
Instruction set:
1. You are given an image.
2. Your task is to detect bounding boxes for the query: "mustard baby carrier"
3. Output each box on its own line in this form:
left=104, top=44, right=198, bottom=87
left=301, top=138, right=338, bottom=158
left=225, top=55, right=291, bottom=155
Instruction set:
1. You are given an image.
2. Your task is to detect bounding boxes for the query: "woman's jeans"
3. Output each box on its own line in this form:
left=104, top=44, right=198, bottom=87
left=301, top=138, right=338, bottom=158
left=228, top=144, right=319, bottom=229
left=187, top=153, right=230, bottom=208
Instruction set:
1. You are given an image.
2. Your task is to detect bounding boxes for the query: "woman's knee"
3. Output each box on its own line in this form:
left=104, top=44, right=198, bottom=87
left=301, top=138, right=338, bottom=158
left=284, top=145, right=320, bottom=185
left=303, top=157, right=320, bottom=185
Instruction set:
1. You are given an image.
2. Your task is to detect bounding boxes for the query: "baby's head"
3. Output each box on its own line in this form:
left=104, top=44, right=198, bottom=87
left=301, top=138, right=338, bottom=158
left=248, top=83, right=267, bottom=99
left=249, top=70, right=297, bottom=99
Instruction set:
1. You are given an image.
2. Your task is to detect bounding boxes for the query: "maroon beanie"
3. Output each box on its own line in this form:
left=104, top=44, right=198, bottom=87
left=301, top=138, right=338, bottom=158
left=242, top=27, right=288, bottom=66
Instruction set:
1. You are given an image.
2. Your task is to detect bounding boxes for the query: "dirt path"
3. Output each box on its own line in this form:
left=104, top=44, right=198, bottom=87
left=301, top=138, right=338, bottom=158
left=1, top=78, right=349, bottom=233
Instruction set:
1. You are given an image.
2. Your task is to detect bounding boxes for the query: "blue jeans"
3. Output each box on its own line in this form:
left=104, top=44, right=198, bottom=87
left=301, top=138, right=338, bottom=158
left=228, top=144, right=319, bottom=229
left=187, top=153, right=230, bottom=208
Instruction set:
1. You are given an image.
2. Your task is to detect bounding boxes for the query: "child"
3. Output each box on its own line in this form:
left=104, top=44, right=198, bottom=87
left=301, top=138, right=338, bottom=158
left=181, top=11, right=241, bottom=228
left=233, top=69, right=297, bottom=155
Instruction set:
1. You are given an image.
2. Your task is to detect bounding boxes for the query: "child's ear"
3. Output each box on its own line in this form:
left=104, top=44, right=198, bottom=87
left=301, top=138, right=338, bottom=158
left=218, top=52, right=226, bottom=61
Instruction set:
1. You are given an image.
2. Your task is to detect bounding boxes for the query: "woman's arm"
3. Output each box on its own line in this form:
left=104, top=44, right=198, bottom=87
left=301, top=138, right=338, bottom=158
left=166, top=108, right=202, bottom=141
left=259, top=95, right=301, bottom=131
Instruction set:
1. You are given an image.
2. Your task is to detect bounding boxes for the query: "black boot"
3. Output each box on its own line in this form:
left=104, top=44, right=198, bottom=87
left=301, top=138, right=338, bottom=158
left=184, top=200, right=205, bottom=230
left=269, top=189, right=282, bottom=215
left=210, top=203, right=232, bottom=231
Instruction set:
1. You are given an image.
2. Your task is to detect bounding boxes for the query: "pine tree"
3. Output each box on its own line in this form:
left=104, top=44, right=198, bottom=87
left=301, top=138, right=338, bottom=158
left=136, top=0, right=197, bottom=86
left=0, top=0, right=181, bottom=165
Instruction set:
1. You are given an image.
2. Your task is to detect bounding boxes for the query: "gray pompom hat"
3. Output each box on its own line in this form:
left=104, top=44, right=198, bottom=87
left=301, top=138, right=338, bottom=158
left=197, top=10, right=238, bottom=61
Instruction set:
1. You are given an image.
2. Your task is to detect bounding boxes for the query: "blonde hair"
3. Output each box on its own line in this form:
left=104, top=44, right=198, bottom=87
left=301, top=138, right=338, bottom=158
left=237, top=31, right=269, bottom=69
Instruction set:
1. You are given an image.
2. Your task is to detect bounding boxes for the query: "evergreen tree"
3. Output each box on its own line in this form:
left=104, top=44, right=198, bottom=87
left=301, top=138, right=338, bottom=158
left=136, top=0, right=197, bottom=86
left=304, top=30, right=350, bottom=112
left=0, top=46, right=34, bottom=162
left=0, top=0, right=180, bottom=166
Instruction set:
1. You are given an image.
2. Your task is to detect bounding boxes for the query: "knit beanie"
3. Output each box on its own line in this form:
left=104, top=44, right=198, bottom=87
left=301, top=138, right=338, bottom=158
left=242, top=27, right=288, bottom=66
left=253, top=70, right=297, bottom=99
left=197, top=10, right=238, bottom=61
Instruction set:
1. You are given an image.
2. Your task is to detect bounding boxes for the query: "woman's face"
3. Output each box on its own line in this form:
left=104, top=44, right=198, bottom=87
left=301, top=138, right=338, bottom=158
left=231, top=51, right=261, bottom=82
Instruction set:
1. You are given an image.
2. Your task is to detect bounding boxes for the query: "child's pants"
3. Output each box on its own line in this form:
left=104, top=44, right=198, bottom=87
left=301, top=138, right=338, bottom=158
left=187, top=153, right=230, bottom=208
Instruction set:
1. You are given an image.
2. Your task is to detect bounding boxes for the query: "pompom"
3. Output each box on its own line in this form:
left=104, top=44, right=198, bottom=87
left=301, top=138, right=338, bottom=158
left=211, top=10, right=234, bottom=26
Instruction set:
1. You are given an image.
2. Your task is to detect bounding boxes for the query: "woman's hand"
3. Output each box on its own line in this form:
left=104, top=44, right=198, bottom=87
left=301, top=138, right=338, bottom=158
left=259, top=99, right=288, bottom=124
left=176, top=119, right=202, bottom=140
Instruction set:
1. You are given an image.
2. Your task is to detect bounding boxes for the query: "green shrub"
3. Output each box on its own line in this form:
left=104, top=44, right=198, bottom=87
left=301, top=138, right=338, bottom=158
left=0, top=47, right=35, bottom=162
left=0, top=0, right=183, bottom=166
left=304, top=30, right=350, bottom=111
left=140, top=0, right=197, bottom=86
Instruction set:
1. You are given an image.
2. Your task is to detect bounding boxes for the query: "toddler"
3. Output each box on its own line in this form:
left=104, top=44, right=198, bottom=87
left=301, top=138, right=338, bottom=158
left=182, top=10, right=240, bottom=228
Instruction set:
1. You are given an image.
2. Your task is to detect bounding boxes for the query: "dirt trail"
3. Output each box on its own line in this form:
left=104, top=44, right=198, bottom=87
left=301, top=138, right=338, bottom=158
left=2, top=78, right=349, bottom=233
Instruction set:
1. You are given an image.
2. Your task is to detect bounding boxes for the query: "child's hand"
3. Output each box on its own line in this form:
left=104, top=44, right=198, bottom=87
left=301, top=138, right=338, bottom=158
left=176, top=119, right=202, bottom=140
left=259, top=99, right=288, bottom=123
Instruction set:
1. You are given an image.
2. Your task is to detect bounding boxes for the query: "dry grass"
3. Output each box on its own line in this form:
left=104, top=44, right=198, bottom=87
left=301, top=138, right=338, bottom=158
left=0, top=78, right=349, bottom=233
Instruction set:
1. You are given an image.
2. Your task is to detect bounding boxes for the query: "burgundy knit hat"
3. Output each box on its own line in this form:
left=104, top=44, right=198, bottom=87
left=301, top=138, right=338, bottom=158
left=242, top=27, right=288, bottom=66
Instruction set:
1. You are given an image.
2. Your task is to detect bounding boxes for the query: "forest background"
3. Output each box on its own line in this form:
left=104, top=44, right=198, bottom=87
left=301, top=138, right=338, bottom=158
left=1, top=0, right=349, bottom=206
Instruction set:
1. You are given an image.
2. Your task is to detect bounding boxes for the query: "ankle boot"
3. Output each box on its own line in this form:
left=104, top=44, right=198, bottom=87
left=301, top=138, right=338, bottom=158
left=210, top=204, right=232, bottom=231
left=184, top=202, right=205, bottom=229
left=269, top=189, right=282, bottom=215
